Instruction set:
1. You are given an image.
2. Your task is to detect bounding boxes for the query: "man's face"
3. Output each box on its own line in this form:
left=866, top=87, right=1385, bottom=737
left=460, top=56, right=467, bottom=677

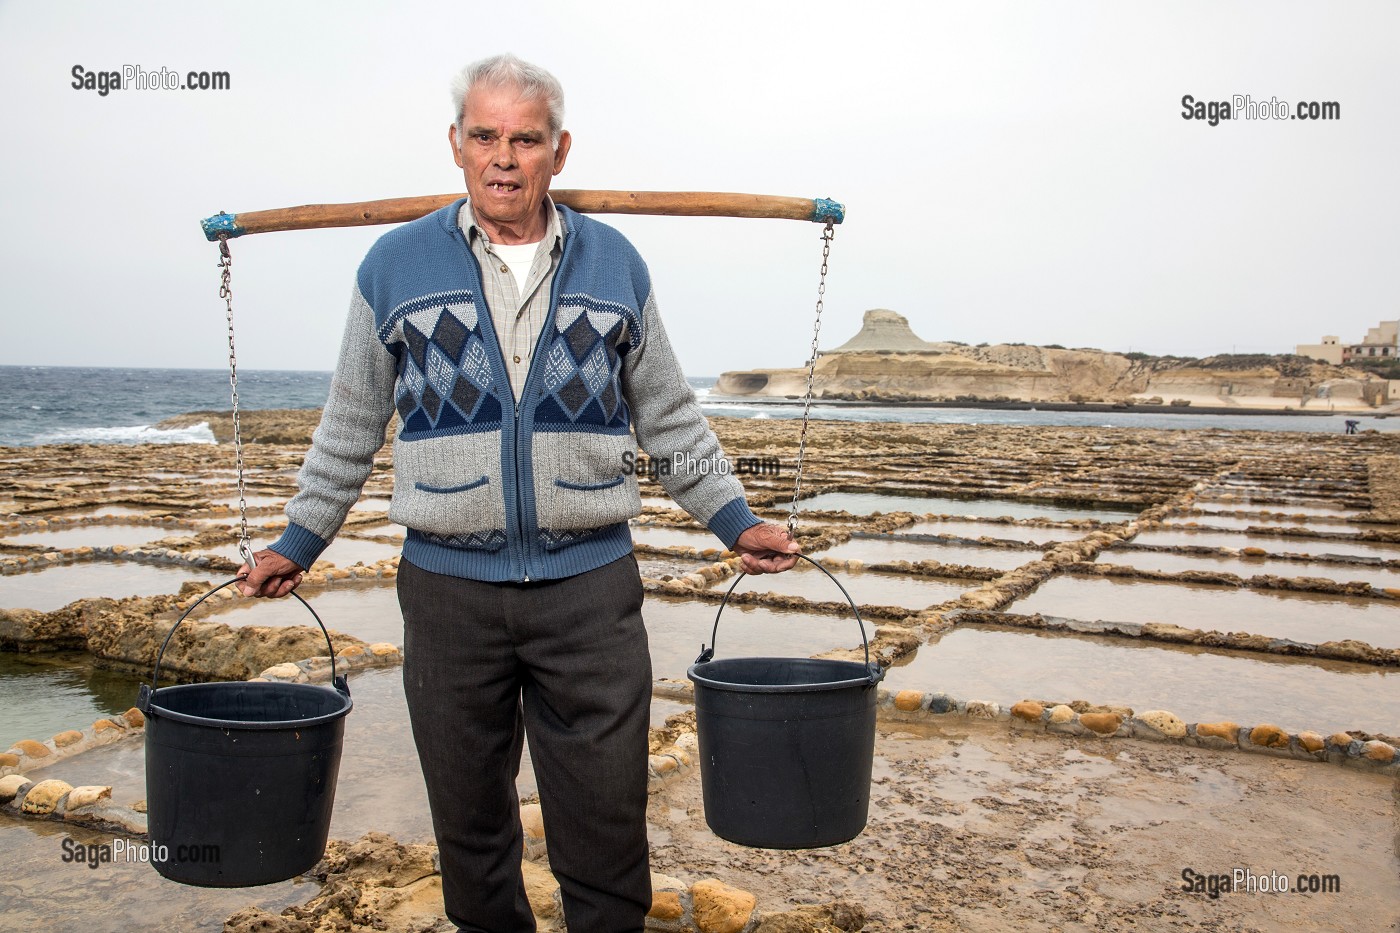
left=450, top=82, right=571, bottom=243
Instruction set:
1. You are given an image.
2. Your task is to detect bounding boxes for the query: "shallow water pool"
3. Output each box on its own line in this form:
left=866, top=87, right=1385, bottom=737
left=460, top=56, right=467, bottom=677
left=0, top=815, right=312, bottom=932
left=883, top=625, right=1400, bottom=735
left=714, top=563, right=973, bottom=611
left=0, top=561, right=210, bottom=612
left=816, top=535, right=1042, bottom=571
left=1130, top=528, right=1400, bottom=560
left=644, top=594, right=867, bottom=680
left=1098, top=548, right=1400, bottom=590
left=630, top=524, right=723, bottom=551
left=0, top=653, right=143, bottom=748
left=1010, top=576, right=1400, bottom=647
left=212, top=493, right=287, bottom=511
left=1164, top=512, right=1399, bottom=535
left=312, top=536, right=402, bottom=568
left=73, top=505, right=167, bottom=519
left=331, top=666, right=457, bottom=841
left=799, top=491, right=1137, bottom=522
left=0, top=524, right=186, bottom=551
left=189, top=584, right=405, bottom=647
left=896, top=520, right=1088, bottom=545
left=636, top=554, right=713, bottom=579
left=1194, top=498, right=1361, bottom=518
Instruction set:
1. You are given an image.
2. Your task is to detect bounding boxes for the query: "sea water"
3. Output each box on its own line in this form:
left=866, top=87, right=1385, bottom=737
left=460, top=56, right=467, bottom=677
left=0, top=366, right=332, bottom=446
left=1, top=367, right=1392, bottom=447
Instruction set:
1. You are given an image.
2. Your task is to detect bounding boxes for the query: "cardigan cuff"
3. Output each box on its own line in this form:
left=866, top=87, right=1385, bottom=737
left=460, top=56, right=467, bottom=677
left=267, top=522, right=329, bottom=571
left=707, top=497, right=764, bottom=550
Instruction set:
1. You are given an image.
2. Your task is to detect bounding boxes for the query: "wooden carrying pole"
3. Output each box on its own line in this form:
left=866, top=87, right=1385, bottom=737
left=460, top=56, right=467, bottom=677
left=202, top=190, right=844, bottom=240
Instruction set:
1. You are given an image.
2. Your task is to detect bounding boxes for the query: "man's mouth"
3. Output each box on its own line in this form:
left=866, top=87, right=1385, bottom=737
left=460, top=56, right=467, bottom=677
left=488, top=182, right=520, bottom=192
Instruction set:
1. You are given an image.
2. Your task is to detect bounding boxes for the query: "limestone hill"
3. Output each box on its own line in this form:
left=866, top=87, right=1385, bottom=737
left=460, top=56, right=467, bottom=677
left=716, top=310, right=1391, bottom=410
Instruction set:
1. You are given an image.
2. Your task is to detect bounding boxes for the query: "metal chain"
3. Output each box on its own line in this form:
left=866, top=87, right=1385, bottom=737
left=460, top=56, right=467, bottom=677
left=787, top=221, right=835, bottom=537
left=218, top=236, right=256, bottom=568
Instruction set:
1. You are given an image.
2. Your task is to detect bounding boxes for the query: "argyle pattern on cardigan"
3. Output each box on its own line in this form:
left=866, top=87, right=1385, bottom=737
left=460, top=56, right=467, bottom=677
left=531, top=294, right=639, bottom=432
left=382, top=290, right=504, bottom=439
left=383, top=290, right=639, bottom=439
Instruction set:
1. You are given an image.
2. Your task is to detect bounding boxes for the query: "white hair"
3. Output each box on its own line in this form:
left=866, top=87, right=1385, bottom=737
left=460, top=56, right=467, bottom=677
left=450, top=53, right=565, bottom=147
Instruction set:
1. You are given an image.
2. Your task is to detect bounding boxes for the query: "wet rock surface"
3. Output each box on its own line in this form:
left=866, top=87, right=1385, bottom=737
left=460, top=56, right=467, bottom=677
left=222, top=832, right=446, bottom=933
left=649, top=719, right=1399, bottom=931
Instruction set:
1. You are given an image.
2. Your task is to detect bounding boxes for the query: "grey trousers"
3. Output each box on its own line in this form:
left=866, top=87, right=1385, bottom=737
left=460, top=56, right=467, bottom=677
left=398, top=554, right=653, bottom=933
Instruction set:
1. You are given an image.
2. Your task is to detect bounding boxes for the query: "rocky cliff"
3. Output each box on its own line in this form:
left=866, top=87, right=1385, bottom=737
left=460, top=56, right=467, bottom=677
left=716, top=310, right=1390, bottom=410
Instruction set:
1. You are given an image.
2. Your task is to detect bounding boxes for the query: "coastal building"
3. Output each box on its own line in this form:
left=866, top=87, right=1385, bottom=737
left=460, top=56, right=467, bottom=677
left=1298, top=321, right=1398, bottom=364
left=1294, top=335, right=1342, bottom=365
left=1343, top=321, right=1399, bottom=362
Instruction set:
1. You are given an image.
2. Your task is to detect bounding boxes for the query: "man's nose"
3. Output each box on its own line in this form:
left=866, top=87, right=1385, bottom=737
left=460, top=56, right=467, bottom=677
left=492, top=138, right=516, bottom=167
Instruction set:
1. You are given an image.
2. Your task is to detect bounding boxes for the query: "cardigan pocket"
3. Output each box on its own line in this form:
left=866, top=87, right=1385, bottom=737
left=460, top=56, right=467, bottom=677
left=392, top=431, right=507, bottom=538
left=415, top=476, right=489, bottom=494
left=533, top=432, right=641, bottom=536
left=553, top=475, right=625, bottom=492
left=542, top=472, right=639, bottom=533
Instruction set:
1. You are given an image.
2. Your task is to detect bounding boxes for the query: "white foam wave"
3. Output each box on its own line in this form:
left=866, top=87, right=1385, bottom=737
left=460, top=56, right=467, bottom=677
left=34, top=422, right=217, bottom=446
left=700, top=402, right=779, bottom=418
left=701, top=401, right=772, bottom=412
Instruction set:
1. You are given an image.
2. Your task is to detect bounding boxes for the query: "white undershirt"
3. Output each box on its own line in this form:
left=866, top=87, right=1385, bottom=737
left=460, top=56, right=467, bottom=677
left=491, top=240, right=542, bottom=297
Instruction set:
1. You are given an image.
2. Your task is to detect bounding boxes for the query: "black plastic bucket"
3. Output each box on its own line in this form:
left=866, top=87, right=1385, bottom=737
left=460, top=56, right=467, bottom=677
left=687, top=555, right=884, bottom=849
left=136, top=579, right=353, bottom=887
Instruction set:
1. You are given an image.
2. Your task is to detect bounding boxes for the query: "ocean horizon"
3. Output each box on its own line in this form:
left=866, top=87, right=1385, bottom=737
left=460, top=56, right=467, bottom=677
left=0, top=364, right=1392, bottom=447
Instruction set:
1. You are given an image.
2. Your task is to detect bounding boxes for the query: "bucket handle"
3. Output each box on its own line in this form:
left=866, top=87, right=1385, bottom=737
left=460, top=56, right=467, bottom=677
left=137, top=578, right=349, bottom=714
left=694, top=554, right=883, bottom=685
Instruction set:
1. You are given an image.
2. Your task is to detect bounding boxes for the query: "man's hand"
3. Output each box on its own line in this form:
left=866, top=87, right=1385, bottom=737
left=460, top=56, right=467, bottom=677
left=733, top=523, right=800, bottom=574
left=236, top=549, right=306, bottom=598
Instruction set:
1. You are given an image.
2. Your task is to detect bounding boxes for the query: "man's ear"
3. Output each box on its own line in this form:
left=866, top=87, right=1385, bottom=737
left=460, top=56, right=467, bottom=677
left=448, top=124, right=465, bottom=168
left=552, top=130, right=572, bottom=175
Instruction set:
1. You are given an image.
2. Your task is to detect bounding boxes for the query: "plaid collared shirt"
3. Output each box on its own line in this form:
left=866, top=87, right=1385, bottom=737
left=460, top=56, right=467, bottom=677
left=457, top=197, right=565, bottom=403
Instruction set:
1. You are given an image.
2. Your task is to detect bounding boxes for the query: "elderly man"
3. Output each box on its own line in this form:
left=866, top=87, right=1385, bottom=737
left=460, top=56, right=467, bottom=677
left=238, top=53, right=798, bottom=933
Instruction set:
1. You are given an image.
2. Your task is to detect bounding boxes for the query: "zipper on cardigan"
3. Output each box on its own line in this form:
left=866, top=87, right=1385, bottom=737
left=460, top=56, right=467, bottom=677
left=515, top=405, right=529, bottom=582
left=512, top=210, right=572, bottom=584
left=453, top=219, right=530, bottom=583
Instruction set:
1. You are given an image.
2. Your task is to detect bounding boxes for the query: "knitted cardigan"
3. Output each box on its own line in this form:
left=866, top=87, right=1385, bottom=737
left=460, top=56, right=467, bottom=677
left=269, top=199, right=761, bottom=582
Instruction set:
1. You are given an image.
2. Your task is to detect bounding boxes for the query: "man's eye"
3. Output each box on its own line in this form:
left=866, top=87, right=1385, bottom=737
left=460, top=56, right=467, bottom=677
left=515, top=138, right=537, bottom=147
left=474, top=134, right=493, bottom=143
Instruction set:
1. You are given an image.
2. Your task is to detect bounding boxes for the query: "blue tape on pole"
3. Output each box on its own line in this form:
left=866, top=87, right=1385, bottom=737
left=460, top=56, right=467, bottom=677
left=810, top=198, right=845, bottom=225
left=201, top=212, right=244, bottom=241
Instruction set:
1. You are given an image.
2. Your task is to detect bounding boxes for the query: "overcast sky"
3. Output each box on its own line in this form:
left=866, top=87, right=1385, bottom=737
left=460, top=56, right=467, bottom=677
left=1, top=1, right=1396, bottom=377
